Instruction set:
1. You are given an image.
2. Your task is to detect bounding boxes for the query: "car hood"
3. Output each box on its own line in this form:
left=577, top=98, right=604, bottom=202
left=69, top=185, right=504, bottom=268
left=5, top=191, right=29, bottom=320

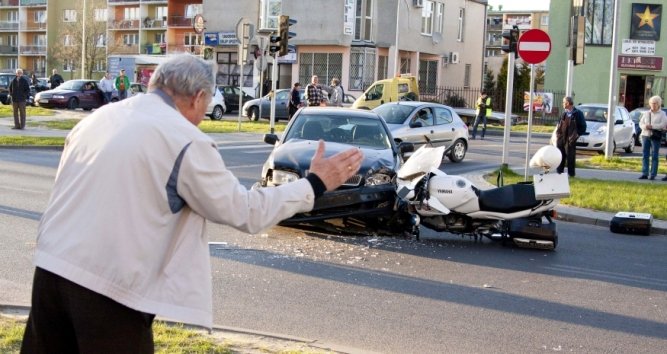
left=585, top=121, right=610, bottom=133
left=37, top=88, right=76, bottom=97
left=268, top=139, right=397, bottom=177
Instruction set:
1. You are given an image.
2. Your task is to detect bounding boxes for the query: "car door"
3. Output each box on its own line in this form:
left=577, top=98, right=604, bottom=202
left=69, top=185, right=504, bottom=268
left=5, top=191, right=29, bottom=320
left=430, top=106, right=457, bottom=148
left=274, top=90, right=290, bottom=119
left=81, top=82, right=101, bottom=108
left=614, top=107, right=633, bottom=147
left=403, top=107, right=436, bottom=147
left=225, top=87, right=239, bottom=110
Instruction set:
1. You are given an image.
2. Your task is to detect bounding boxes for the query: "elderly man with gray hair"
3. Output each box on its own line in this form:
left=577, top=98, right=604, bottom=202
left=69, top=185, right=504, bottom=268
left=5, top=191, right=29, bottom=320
left=21, top=54, right=364, bottom=353
left=8, top=68, right=31, bottom=129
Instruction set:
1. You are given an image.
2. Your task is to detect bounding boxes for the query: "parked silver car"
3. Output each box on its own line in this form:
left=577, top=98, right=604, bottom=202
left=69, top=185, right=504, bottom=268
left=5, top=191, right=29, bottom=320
left=373, top=101, right=469, bottom=162
left=452, top=107, right=519, bottom=126
left=552, top=104, right=635, bottom=154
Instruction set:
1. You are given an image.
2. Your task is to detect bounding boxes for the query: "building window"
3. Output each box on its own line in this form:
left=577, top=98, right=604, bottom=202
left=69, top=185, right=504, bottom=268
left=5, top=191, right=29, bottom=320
left=216, top=52, right=252, bottom=87
left=185, top=4, right=203, bottom=18
left=64, top=35, right=73, bottom=47
left=34, top=10, right=46, bottom=23
left=299, top=52, right=344, bottom=90
left=95, top=60, right=106, bottom=72
left=464, top=64, right=471, bottom=88
left=421, top=1, right=433, bottom=35
left=156, top=6, right=167, bottom=20
left=8, top=34, right=17, bottom=47
left=155, top=33, right=165, bottom=43
left=400, top=57, right=411, bottom=74
left=585, top=0, right=613, bottom=45
left=457, top=8, right=465, bottom=41
left=124, top=7, right=139, bottom=20
left=349, top=48, right=375, bottom=90
left=96, top=34, right=106, bottom=47
left=378, top=55, right=388, bottom=80
left=434, top=2, right=444, bottom=33
left=541, top=15, right=549, bottom=26
left=8, top=57, right=17, bottom=70
left=63, top=59, right=74, bottom=72
left=183, top=33, right=201, bottom=46
left=35, top=34, right=46, bottom=46
left=94, top=8, right=107, bottom=22
left=354, top=0, right=373, bottom=41
left=419, top=60, right=438, bottom=94
left=123, top=34, right=138, bottom=45
left=260, top=0, right=281, bottom=29
left=8, top=11, right=18, bottom=23
left=63, top=9, right=76, bottom=22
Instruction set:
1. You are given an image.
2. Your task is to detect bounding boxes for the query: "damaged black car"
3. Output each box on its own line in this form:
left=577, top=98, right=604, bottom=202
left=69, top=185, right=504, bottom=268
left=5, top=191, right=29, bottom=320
left=258, top=107, right=413, bottom=225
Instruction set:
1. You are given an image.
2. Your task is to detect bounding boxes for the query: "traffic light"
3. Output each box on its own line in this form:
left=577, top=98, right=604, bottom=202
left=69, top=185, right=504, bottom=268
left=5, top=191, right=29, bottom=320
left=501, top=27, right=519, bottom=55
left=268, top=33, right=280, bottom=55
left=278, top=15, right=297, bottom=57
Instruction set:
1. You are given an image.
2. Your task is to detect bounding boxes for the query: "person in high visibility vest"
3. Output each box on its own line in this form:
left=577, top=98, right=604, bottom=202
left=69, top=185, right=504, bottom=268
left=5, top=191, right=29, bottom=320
left=472, top=91, right=492, bottom=139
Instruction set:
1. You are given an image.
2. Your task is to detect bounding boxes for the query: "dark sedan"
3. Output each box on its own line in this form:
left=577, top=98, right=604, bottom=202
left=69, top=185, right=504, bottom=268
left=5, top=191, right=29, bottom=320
left=259, top=107, right=412, bottom=224
left=35, top=80, right=112, bottom=110
left=218, top=85, right=253, bottom=113
left=243, top=88, right=304, bottom=121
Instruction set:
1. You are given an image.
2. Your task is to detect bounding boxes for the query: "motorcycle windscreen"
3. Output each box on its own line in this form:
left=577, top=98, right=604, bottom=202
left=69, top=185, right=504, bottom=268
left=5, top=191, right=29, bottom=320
left=397, top=145, right=445, bottom=181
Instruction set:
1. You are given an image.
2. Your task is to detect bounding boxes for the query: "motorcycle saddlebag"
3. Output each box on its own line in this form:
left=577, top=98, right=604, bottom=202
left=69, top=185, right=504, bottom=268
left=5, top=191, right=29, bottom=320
left=610, top=212, right=652, bottom=236
left=508, top=217, right=557, bottom=250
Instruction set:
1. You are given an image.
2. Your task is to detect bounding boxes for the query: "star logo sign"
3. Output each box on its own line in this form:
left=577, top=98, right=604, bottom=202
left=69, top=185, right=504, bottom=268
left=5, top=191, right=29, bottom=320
left=635, top=6, right=659, bottom=29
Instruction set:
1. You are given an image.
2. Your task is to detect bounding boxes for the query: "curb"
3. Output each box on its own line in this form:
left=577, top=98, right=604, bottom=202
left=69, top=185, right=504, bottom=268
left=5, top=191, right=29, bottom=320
left=0, top=303, right=360, bottom=354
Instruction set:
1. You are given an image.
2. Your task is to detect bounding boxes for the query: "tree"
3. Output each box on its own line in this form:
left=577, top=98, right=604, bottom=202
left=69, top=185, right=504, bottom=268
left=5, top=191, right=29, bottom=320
left=48, top=0, right=112, bottom=80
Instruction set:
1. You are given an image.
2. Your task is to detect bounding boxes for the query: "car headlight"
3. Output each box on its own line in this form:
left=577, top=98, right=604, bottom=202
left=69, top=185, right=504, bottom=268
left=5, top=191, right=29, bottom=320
left=53, top=95, right=65, bottom=99
left=365, top=173, right=392, bottom=186
left=595, top=126, right=607, bottom=134
left=269, top=170, right=299, bottom=186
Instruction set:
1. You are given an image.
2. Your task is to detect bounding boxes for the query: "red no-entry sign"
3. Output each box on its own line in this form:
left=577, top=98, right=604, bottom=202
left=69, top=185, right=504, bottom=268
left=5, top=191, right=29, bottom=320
left=517, top=29, right=552, bottom=64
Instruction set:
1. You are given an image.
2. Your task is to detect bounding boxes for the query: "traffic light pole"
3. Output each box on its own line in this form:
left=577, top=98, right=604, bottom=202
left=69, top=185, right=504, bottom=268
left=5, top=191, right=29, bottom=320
left=501, top=51, right=515, bottom=168
left=269, top=51, right=278, bottom=134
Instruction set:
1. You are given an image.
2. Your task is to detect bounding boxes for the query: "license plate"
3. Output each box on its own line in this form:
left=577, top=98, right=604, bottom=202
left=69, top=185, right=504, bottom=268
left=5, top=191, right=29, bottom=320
left=39, top=99, right=48, bottom=103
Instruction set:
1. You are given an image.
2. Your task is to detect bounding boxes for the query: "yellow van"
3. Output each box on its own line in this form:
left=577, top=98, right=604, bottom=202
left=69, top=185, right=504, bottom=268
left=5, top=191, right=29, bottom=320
left=351, top=75, right=419, bottom=110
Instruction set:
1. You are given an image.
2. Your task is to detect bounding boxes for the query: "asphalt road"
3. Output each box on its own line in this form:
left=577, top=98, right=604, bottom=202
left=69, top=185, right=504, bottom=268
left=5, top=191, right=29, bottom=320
left=1, top=135, right=666, bottom=353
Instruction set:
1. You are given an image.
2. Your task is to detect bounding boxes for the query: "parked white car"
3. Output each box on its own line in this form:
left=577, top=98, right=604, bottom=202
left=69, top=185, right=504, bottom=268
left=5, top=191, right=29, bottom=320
left=206, top=88, right=226, bottom=120
left=552, top=103, right=635, bottom=154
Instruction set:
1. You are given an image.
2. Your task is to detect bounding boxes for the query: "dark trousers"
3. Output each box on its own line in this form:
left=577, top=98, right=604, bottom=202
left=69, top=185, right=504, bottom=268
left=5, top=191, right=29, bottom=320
left=21, top=267, right=155, bottom=354
left=556, top=143, right=577, bottom=177
left=13, top=101, right=26, bottom=129
left=472, top=114, right=487, bottom=138
left=119, top=89, right=127, bottom=100
left=103, top=92, right=113, bottom=104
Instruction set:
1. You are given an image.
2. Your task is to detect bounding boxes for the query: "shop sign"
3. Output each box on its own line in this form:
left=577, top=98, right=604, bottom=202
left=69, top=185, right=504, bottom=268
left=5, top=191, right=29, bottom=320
left=204, top=32, right=218, bottom=46
left=621, top=39, right=656, bottom=55
left=617, top=55, right=663, bottom=71
left=217, top=32, right=239, bottom=45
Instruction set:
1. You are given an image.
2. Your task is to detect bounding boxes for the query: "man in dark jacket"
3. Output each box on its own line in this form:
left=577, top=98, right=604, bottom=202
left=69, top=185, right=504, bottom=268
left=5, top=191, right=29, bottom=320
left=9, top=68, right=31, bottom=130
left=555, top=96, right=587, bottom=177
left=49, top=69, right=63, bottom=90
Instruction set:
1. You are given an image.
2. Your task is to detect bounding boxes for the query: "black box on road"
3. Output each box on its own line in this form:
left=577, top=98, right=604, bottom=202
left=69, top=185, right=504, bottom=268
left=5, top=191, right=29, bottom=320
left=610, top=212, right=652, bottom=236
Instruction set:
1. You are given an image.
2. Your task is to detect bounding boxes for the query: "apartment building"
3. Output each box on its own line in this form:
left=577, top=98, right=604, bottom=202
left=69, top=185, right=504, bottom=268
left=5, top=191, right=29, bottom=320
left=485, top=9, right=549, bottom=76
left=204, top=0, right=488, bottom=97
left=0, top=0, right=488, bottom=95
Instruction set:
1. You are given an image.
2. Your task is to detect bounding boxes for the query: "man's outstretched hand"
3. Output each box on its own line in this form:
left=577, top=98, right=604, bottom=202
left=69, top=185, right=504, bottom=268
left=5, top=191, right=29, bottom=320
left=309, top=140, right=364, bottom=191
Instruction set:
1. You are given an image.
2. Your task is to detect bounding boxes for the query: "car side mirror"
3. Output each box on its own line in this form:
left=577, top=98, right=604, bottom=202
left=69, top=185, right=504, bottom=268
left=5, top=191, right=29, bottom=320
left=398, top=141, right=414, bottom=155
left=409, top=120, right=424, bottom=128
left=263, top=133, right=279, bottom=145
left=615, top=119, right=623, bottom=125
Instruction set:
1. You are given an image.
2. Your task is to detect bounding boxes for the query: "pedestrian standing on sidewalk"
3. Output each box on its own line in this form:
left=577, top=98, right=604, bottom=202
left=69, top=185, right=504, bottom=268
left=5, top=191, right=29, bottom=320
left=20, top=53, right=364, bottom=353
left=329, top=78, right=343, bottom=107
left=471, top=91, right=491, bottom=139
left=48, top=69, right=63, bottom=90
left=115, top=69, right=131, bottom=100
left=555, top=96, right=586, bottom=177
left=305, top=75, right=322, bottom=107
left=638, top=95, right=667, bottom=181
left=8, top=68, right=31, bottom=130
left=99, top=72, right=115, bottom=104
left=288, top=82, right=302, bottom=119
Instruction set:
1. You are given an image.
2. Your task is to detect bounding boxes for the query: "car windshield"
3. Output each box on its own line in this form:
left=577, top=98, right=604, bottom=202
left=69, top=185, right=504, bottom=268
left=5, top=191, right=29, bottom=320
left=59, top=81, right=83, bottom=90
left=578, top=106, right=609, bottom=122
left=286, top=114, right=391, bottom=149
left=373, top=104, right=417, bottom=124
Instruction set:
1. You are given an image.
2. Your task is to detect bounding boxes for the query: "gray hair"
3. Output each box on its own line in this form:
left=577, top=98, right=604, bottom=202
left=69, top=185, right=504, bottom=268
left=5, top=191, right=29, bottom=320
left=648, top=95, right=662, bottom=106
left=148, top=54, right=215, bottom=98
left=563, top=96, right=574, bottom=105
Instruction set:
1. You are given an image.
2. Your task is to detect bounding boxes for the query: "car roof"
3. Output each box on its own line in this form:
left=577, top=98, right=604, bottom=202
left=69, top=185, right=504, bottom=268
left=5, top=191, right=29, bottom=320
left=300, top=106, right=382, bottom=118
left=377, top=101, right=451, bottom=109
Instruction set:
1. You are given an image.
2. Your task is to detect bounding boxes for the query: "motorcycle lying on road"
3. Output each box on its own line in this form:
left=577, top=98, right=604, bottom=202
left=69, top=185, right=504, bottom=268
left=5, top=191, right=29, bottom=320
left=394, top=145, right=569, bottom=250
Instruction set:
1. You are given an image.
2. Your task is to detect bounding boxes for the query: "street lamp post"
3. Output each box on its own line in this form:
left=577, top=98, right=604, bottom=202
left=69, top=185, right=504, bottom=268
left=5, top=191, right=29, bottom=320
left=566, top=0, right=584, bottom=97
left=81, top=0, right=86, bottom=79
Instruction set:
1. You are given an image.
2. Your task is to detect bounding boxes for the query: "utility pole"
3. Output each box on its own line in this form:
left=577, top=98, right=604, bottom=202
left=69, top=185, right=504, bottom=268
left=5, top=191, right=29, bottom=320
left=81, top=0, right=86, bottom=79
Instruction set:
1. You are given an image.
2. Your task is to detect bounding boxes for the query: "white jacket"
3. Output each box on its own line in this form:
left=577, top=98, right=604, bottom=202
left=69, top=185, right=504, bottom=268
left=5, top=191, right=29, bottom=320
left=639, top=109, right=667, bottom=136
left=34, top=91, right=315, bottom=329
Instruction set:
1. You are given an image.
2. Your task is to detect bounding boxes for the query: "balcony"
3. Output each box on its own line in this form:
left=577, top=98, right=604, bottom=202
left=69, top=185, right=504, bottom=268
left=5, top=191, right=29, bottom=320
left=168, top=15, right=193, bottom=27
left=108, top=0, right=140, bottom=4
left=115, top=44, right=139, bottom=54
left=0, top=21, right=19, bottom=30
left=109, top=19, right=140, bottom=30
left=0, top=0, right=19, bottom=6
left=167, top=44, right=201, bottom=55
left=144, top=42, right=165, bottom=55
left=19, top=45, right=46, bottom=55
left=20, top=21, right=47, bottom=30
left=0, top=44, right=18, bottom=54
left=20, top=0, right=46, bottom=6
left=142, top=17, right=166, bottom=29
